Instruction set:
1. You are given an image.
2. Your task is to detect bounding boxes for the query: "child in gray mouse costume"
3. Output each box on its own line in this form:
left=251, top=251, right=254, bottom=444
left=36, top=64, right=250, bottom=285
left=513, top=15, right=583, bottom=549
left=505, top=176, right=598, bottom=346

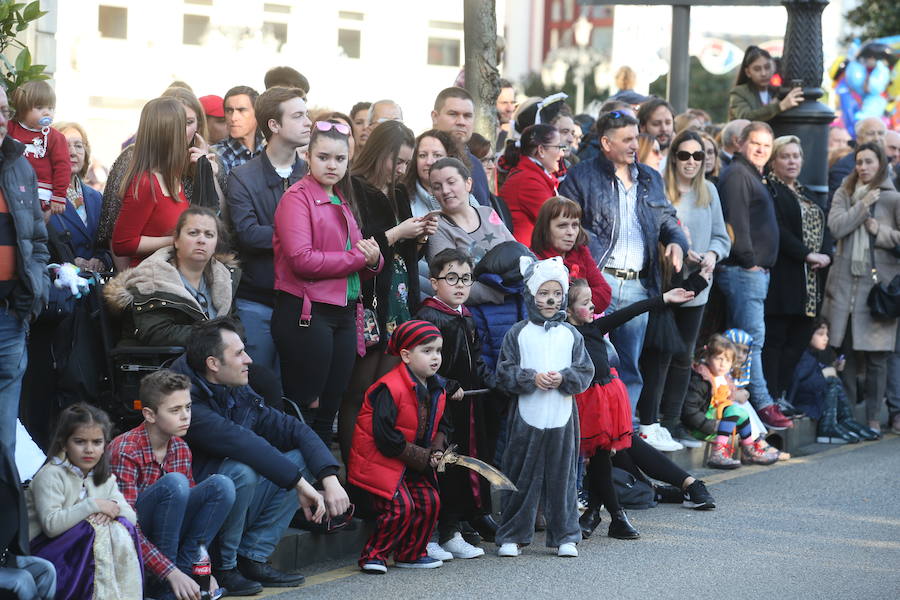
left=494, top=256, right=594, bottom=558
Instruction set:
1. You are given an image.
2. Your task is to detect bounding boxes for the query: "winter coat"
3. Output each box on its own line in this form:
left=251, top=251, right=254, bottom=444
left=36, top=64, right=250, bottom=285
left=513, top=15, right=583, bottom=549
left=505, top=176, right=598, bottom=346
left=727, top=83, right=783, bottom=122
left=499, top=157, right=559, bottom=246
left=48, top=180, right=109, bottom=265
left=170, top=354, right=339, bottom=489
left=469, top=274, right=528, bottom=373
left=104, top=246, right=240, bottom=347
left=765, top=177, right=832, bottom=316
left=718, top=153, right=780, bottom=269
left=227, top=150, right=307, bottom=308
left=787, top=349, right=828, bottom=419
left=681, top=363, right=734, bottom=436
left=828, top=152, right=855, bottom=204
left=0, top=135, right=49, bottom=321
left=822, top=177, right=900, bottom=351
left=558, top=151, right=688, bottom=295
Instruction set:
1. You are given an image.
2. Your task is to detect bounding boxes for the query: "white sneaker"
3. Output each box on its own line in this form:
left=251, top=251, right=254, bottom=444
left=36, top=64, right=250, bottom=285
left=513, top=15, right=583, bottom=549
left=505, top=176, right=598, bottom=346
left=442, top=532, right=484, bottom=559
left=557, top=543, right=578, bottom=557
left=497, top=543, right=521, bottom=557
left=426, top=541, right=453, bottom=561
left=639, top=423, right=684, bottom=452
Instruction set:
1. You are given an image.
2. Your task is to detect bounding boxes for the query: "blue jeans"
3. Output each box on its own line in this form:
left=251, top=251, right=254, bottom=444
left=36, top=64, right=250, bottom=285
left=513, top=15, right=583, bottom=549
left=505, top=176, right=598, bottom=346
left=0, top=306, right=27, bottom=452
left=0, top=554, right=56, bottom=600
left=236, top=299, right=281, bottom=383
left=602, top=273, right=650, bottom=417
left=715, top=266, right=774, bottom=410
left=213, top=449, right=311, bottom=568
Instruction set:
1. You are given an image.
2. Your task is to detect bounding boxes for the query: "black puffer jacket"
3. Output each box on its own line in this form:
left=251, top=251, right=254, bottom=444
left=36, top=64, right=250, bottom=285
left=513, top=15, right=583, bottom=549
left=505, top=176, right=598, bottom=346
left=681, top=363, right=722, bottom=436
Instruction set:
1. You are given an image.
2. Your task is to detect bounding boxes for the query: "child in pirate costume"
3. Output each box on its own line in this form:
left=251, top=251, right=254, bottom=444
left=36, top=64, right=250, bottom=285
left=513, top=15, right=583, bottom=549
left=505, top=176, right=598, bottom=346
left=348, top=320, right=452, bottom=574
left=494, top=256, right=594, bottom=558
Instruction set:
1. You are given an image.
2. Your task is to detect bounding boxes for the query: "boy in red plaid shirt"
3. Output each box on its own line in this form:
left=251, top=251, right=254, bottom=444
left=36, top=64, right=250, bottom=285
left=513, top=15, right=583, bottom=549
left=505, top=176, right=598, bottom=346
left=109, top=369, right=235, bottom=600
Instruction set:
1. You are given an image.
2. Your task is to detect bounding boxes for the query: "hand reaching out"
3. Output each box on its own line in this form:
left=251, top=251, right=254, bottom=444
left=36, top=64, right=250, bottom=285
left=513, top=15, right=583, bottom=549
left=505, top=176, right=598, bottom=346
left=663, top=288, right=695, bottom=304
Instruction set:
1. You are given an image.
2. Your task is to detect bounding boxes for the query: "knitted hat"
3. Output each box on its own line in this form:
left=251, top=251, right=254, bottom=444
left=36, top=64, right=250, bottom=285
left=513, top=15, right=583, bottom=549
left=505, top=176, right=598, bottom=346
left=387, top=320, right=442, bottom=356
left=520, top=255, right=570, bottom=296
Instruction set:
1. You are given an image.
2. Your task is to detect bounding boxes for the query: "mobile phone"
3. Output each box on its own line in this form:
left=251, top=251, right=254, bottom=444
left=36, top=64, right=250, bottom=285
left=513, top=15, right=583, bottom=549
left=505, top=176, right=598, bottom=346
left=790, top=78, right=803, bottom=88
left=422, top=210, right=442, bottom=220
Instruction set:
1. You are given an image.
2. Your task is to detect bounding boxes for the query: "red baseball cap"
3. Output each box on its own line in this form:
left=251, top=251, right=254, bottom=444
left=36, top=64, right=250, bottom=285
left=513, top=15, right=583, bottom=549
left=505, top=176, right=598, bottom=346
left=199, top=95, right=224, bottom=118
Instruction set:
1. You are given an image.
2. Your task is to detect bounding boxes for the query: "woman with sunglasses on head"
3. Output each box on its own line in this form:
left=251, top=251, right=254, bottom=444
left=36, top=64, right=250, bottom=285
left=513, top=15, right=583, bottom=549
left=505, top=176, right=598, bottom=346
left=728, top=45, right=803, bottom=122
left=636, top=130, right=731, bottom=451
left=498, top=123, right=562, bottom=245
left=336, top=120, right=438, bottom=463
left=272, top=120, right=383, bottom=446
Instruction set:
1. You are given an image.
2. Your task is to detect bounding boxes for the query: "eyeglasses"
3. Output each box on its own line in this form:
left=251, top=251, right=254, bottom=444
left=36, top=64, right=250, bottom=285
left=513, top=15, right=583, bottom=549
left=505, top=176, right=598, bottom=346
left=0, top=107, right=13, bottom=120
left=676, top=151, right=706, bottom=162
left=543, top=144, right=568, bottom=152
left=315, top=121, right=351, bottom=135
left=435, top=273, right=474, bottom=286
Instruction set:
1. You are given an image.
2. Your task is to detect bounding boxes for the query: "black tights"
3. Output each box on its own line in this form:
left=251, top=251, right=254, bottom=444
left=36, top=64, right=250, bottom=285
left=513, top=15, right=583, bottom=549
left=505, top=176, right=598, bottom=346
left=586, top=449, right=621, bottom=514
left=611, top=435, right=691, bottom=488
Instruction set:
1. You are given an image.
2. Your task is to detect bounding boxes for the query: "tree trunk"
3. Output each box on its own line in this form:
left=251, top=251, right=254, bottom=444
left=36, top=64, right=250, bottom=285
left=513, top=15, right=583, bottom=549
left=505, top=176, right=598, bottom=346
left=464, top=0, right=499, bottom=143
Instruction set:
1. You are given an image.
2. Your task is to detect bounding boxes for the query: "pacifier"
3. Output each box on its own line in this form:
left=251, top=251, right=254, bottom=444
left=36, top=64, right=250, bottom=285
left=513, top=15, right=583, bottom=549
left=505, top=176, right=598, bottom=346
left=38, top=116, right=52, bottom=127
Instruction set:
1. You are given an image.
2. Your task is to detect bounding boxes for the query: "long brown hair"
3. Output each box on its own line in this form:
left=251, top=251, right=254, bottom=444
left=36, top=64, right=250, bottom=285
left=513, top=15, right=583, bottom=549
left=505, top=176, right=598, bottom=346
left=842, top=142, right=889, bottom=194
left=118, top=97, right=188, bottom=202
left=665, top=130, right=712, bottom=208
left=46, top=403, right=113, bottom=486
left=530, top=196, right=588, bottom=255
left=351, top=119, right=415, bottom=206
left=404, top=128, right=467, bottom=195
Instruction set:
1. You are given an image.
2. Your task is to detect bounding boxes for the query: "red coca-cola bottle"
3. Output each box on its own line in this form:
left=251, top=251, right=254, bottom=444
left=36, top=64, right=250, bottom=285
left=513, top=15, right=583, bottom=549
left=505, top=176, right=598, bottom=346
left=193, top=544, right=211, bottom=600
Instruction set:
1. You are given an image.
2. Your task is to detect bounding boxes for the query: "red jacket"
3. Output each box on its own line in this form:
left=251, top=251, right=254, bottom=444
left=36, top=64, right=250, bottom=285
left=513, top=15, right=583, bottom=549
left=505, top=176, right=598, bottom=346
left=536, top=244, right=612, bottom=313
left=348, top=363, right=446, bottom=500
left=499, top=157, right=558, bottom=246
left=273, top=175, right=383, bottom=351
left=8, top=120, right=70, bottom=208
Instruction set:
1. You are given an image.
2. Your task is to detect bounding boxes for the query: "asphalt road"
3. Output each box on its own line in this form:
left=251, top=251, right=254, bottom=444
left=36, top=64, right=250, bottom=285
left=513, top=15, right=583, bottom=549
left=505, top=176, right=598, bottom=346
left=261, top=436, right=900, bottom=600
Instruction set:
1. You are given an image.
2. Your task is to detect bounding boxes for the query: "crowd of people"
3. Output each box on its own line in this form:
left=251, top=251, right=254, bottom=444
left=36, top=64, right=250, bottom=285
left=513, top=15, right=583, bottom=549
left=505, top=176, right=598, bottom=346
left=2, top=43, right=899, bottom=598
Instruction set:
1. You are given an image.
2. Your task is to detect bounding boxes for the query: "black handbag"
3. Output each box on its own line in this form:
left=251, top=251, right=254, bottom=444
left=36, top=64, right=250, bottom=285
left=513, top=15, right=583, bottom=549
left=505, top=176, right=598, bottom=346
left=865, top=230, right=900, bottom=320
left=192, top=155, right=220, bottom=211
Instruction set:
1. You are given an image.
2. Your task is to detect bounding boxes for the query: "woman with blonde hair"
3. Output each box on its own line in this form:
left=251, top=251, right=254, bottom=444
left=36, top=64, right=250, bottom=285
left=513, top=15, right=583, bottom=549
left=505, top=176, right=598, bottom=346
left=111, top=97, right=190, bottom=266
left=698, top=131, right=720, bottom=184
left=637, top=129, right=731, bottom=451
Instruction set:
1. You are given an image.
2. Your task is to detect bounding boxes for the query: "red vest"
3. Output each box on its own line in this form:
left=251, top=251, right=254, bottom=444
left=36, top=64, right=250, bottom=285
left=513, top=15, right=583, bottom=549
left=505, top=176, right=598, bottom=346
left=348, top=364, right=446, bottom=500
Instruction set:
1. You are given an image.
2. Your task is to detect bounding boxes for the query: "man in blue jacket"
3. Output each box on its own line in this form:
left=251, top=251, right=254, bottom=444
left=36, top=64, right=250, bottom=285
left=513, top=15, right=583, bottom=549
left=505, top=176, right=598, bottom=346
left=0, top=87, right=49, bottom=452
left=227, top=86, right=309, bottom=379
left=173, top=318, right=349, bottom=594
left=559, top=110, right=687, bottom=439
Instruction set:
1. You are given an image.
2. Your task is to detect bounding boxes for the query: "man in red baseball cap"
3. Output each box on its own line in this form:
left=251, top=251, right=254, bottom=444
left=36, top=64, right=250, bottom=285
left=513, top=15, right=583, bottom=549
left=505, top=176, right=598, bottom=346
left=199, top=95, right=228, bottom=145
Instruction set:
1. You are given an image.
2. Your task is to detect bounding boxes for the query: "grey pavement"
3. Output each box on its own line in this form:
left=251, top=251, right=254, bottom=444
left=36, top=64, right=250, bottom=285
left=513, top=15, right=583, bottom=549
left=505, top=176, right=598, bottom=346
left=265, top=436, right=900, bottom=600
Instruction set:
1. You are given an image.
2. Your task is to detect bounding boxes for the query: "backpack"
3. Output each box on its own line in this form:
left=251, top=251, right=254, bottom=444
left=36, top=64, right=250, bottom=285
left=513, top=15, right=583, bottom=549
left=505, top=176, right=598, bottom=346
left=611, top=467, right=658, bottom=509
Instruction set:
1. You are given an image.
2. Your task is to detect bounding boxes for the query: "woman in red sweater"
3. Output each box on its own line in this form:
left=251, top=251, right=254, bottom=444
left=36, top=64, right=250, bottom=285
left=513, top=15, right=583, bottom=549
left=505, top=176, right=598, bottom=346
left=498, top=123, right=562, bottom=245
left=112, top=97, right=189, bottom=267
left=531, top=196, right=611, bottom=312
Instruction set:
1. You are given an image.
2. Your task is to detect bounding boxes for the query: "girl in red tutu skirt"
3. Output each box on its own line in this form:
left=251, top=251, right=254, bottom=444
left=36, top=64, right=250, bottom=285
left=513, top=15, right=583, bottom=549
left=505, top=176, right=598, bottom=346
left=566, top=279, right=694, bottom=539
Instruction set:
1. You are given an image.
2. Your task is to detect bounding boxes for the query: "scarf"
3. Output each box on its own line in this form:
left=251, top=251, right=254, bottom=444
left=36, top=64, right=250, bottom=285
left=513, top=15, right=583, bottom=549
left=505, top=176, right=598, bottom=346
left=850, top=182, right=873, bottom=278
left=66, top=175, right=87, bottom=224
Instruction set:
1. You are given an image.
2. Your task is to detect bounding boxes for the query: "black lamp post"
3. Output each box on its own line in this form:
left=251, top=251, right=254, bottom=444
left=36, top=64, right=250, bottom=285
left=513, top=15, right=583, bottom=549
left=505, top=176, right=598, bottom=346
left=770, top=0, right=835, bottom=208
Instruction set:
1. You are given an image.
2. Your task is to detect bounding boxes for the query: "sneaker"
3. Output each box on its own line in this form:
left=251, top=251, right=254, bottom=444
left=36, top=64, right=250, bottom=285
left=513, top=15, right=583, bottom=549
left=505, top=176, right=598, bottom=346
left=441, top=532, right=484, bottom=559
left=740, top=440, right=778, bottom=465
left=668, top=423, right=702, bottom=448
left=497, top=543, right=521, bottom=557
left=706, top=442, right=740, bottom=469
left=236, top=556, right=304, bottom=587
left=394, top=556, right=443, bottom=569
left=682, top=479, right=716, bottom=510
left=758, top=405, right=793, bottom=430
left=212, top=568, right=263, bottom=596
left=639, top=423, right=684, bottom=452
left=557, top=543, right=578, bottom=557
left=577, top=490, right=589, bottom=511
left=361, top=560, right=387, bottom=574
left=426, top=541, right=454, bottom=561
left=654, top=484, right=684, bottom=504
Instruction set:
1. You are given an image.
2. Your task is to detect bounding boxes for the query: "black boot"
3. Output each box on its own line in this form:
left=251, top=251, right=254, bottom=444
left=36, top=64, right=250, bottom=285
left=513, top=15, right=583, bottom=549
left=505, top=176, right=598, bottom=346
left=607, top=509, right=640, bottom=540
left=469, top=514, right=498, bottom=543
left=834, top=383, right=879, bottom=441
left=816, top=384, right=859, bottom=444
left=579, top=507, right=603, bottom=539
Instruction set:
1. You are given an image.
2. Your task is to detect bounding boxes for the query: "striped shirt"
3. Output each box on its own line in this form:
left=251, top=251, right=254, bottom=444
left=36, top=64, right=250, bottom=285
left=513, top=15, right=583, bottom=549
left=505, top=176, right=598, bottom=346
left=606, top=164, right=645, bottom=272
left=0, top=188, right=17, bottom=299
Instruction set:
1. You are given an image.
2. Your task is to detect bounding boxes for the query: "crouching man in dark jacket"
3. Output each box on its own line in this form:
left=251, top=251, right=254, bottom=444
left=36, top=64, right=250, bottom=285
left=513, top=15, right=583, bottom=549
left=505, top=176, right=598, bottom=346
left=172, top=317, right=349, bottom=595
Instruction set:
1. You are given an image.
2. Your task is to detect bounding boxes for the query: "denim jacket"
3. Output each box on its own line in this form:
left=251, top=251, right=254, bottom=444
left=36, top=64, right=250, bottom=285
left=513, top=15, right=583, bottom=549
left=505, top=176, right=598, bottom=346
left=558, top=152, right=687, bottom=294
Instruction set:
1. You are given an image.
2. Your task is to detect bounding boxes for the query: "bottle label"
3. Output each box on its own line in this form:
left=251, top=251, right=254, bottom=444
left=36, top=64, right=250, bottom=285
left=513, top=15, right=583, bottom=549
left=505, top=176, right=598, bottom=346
left=193, top=563, right=211, bottom=576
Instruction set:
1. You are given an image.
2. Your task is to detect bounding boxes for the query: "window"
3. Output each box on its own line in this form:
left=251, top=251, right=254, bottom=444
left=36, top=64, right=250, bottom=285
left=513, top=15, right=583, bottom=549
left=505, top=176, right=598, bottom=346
left=262, top=21, right=288, bottom=51
left=183, top=14, right=210, bottom=45
left=264, top=3, right=291, bottom=13
left=98, top=5, right=127, bottom=39
left=428, top=20, right=463, bottom=30
left=338, top=29, right=361, bottom=59
left=339, top=11, right=363, bottom=20
left=427, top=38, right=460, bottom=67
left=184, top=0, right=212, bottom=5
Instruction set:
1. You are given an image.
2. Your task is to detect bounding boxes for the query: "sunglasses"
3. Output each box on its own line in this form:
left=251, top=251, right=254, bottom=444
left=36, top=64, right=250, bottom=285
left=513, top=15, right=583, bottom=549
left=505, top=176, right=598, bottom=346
left=676, top=151, right=706, bottom=162
left=315, top=121, right=351, bottom=135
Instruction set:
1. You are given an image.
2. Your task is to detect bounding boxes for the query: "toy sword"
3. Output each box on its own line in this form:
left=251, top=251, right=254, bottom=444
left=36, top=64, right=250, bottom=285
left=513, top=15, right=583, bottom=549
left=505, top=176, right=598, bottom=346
left=436, top=444, right=517, bottom=492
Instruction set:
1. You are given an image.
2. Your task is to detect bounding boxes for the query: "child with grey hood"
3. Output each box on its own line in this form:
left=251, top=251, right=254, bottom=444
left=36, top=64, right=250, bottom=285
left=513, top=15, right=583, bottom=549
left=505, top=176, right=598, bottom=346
left=494, top=256, right=594, bottom=558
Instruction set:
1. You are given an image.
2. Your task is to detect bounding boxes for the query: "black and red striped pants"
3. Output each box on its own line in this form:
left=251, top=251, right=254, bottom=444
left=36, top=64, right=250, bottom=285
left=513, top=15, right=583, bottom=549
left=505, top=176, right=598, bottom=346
left=359, top=474, right=440, bottom=565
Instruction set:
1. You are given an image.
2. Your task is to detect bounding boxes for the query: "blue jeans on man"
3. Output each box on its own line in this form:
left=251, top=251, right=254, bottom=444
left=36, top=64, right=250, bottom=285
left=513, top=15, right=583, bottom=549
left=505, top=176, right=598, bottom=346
left=236, top=299, right=280, bottom=382
left=602, top=273, right=650, bottom=418
left=135, top=472, right=235, bottom=593
left=212, top=449, right=310, bottom=569
left=0, top=305, right=27, bottom=452
left=0, top=554, right=56, bottom=600
left=715, top=265, right=774, bottom=410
